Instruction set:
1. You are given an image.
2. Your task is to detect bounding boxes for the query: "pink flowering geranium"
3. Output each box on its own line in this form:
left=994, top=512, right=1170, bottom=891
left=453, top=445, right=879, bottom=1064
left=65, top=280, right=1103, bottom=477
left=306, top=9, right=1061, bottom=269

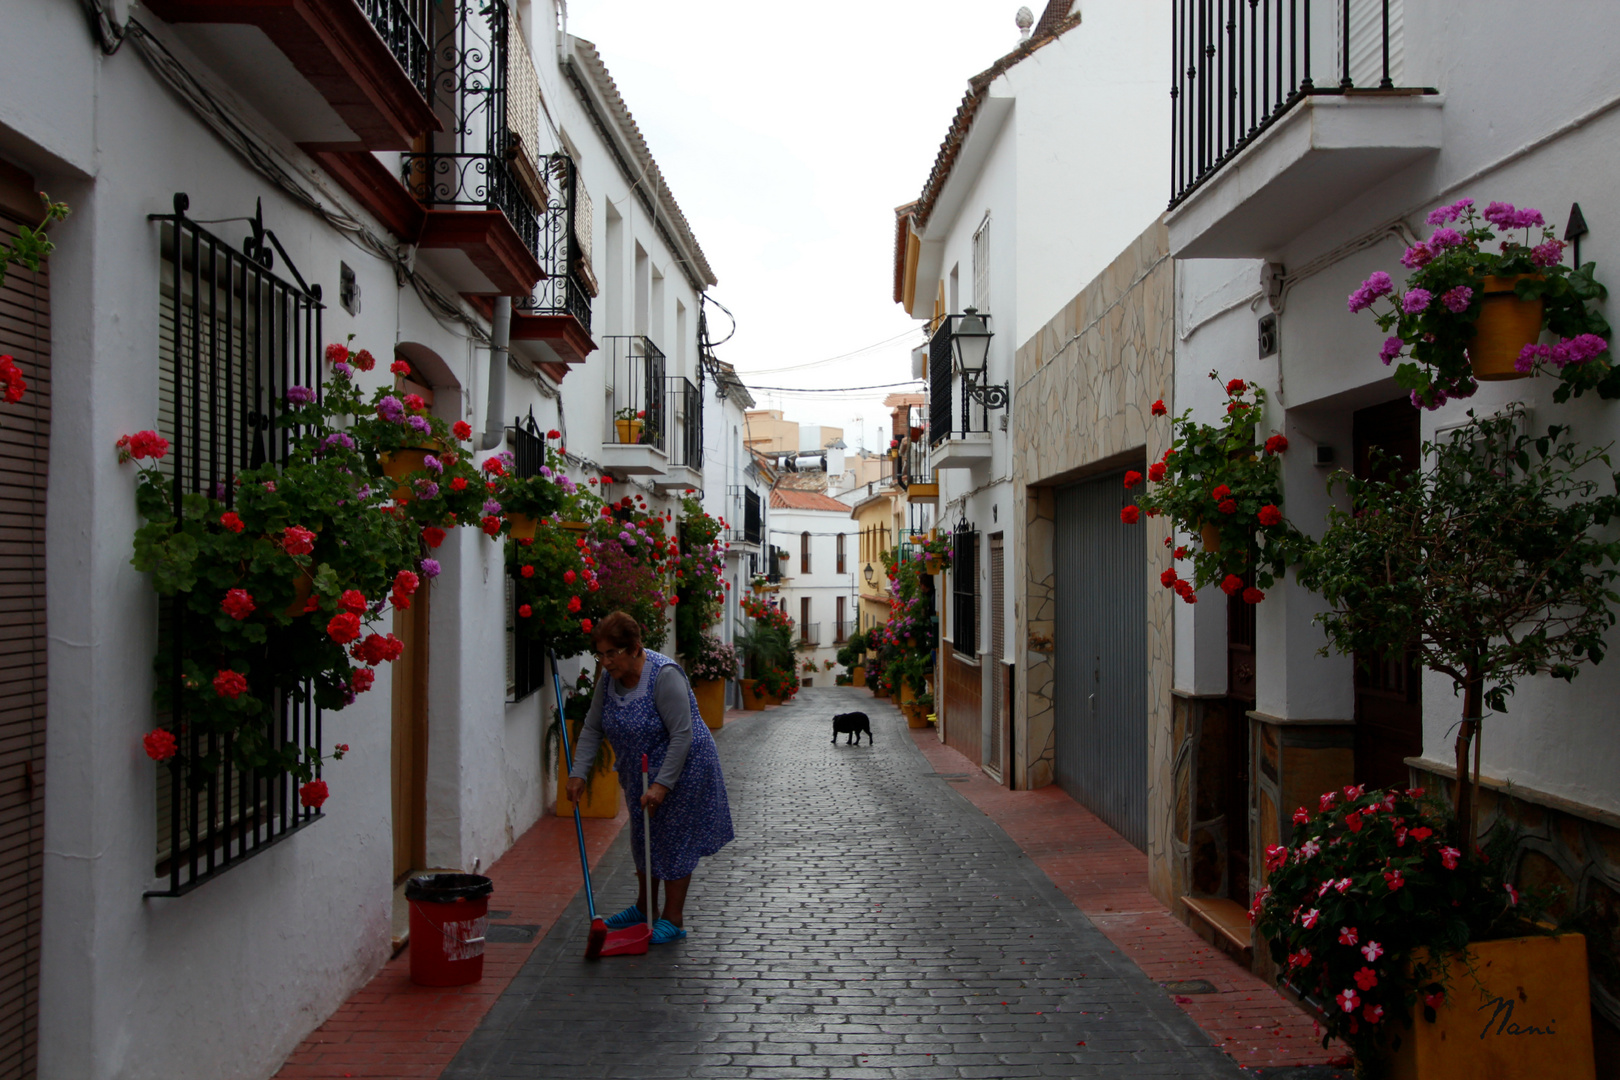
left=1350, top=198, right=1613, bottom=407
left=1255, top=785, right=1555, bottom=1070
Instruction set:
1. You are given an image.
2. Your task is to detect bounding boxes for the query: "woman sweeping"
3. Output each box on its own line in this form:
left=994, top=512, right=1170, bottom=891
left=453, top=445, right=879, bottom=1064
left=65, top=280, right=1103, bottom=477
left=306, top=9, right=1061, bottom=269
left=565, top=611, right=734, bottom=944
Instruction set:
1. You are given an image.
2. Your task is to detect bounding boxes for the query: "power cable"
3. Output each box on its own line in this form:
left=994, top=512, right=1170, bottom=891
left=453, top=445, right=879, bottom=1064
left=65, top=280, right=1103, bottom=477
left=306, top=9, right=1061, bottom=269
left=744, top=381, right=924, bottom=393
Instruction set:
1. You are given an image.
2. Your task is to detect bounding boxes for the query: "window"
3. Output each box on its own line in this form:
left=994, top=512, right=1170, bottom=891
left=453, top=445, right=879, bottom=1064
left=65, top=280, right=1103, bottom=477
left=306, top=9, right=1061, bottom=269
left=152, top=203, right=325, bottom=897
left=744, top=488, right=761, bottom=543
left=952, top=527, right=979, bottom=657
left=972, top=213, right=990, bottom=313
left=836, top=596, right=847, bottom=642
left=801, top=597, right=813, bottom=643
left=801, top=530, right=811, bottom=574
left=836, top=532, right=846, bottom=575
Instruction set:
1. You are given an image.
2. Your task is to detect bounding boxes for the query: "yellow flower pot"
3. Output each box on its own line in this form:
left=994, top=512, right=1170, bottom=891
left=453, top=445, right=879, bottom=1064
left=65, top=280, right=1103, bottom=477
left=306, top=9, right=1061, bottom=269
left=741, top=678, right=765, bottom=711
left=555, top=742, right=620, bottom=819
left=507, top=513, right=537, bottom=540
left=558, top=520, right=589, bottom=534
left=614, top=418, right=644, bottom=445
left=851, top=665, right=866, bottom=688
left=1471, top=275, right=1543, bottom=382
left=380, top=446, right=437, bottom=500
left=692, top=677, right=725, bottom=730
left=1387, top=933, right=1593, bottom=1080
left=1200, top=520, right=1221, bottom=554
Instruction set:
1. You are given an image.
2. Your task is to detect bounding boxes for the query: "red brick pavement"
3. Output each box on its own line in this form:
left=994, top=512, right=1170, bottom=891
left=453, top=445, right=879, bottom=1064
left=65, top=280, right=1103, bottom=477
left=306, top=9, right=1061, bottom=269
left=271, top=779, right=634, bottom=1078
left=909, top=725, right=1348, bottom=1071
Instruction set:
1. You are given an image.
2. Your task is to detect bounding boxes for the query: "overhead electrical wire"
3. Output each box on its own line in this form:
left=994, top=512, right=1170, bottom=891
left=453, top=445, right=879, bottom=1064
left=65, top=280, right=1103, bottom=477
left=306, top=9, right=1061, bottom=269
left=744, top=381, right=924, bottom=393
left=735, top=328, right=925, bottom=377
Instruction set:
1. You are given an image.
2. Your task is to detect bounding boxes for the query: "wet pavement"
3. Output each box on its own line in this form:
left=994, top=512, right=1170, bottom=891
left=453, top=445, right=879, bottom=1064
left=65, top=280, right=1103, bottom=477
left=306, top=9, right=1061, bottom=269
left=441, top=687, right=1245, bottom=1079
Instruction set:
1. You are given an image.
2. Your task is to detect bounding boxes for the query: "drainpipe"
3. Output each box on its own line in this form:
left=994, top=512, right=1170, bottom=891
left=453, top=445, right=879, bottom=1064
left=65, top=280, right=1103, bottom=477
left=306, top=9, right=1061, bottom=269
left=478, top=296, right=511, bottom=451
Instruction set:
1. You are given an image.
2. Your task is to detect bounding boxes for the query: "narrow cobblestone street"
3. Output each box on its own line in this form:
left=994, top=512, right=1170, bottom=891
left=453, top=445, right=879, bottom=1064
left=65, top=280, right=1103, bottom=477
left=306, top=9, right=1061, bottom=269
left=442, top=688, right=1246, bottom=1079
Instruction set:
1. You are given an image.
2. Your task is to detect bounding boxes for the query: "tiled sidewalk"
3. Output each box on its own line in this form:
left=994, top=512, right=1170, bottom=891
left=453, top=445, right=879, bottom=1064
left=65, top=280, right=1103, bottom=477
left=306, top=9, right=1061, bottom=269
left=272, top=779, right=636, bottom=1079
left=908, top=725, right=1349, bottom=1072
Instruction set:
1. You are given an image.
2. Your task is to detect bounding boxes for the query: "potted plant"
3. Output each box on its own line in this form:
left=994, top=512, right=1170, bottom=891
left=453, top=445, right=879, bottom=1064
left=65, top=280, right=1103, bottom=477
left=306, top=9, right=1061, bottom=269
left=735, top=617, right=792, bottom=711
left=613, top=405, right=646, bottom=445
left=1254, top=785, right=1589, bottom=1079
left=1135, top=375, right=1307, bottom=605
left=545, top=669, right=618, bottom=818
left=674, top=495, right=727, bottom=660
left=686, top=632, right=739, bottom=730
left=493, top=444, right=566, bottom=538
left=1349, top=198, right=1612, bottom=408
left=837, top=629, right=868, bottom=687
left=758, top=664, right=797, bottom=705
left=1299, top=410, right=1620, bottom=849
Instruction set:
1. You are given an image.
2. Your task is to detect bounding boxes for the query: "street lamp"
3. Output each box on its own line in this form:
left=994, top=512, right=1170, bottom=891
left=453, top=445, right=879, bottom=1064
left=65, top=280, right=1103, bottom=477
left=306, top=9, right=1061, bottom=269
left=952, top=307, right=1007, bottom=410
left=864, top=563, right=876, bottom=586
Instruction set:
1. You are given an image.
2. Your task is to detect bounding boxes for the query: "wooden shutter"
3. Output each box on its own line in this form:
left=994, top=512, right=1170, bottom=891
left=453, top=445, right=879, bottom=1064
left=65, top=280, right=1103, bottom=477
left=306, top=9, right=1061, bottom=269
left=0, top=208, right=51, bottom=1080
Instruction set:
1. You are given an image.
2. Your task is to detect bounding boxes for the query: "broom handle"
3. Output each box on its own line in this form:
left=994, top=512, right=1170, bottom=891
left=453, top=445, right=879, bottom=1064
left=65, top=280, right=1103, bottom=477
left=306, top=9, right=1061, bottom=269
left=643, top=753, right=653, bottom=930
left=551, top=649, right=596, bottom=921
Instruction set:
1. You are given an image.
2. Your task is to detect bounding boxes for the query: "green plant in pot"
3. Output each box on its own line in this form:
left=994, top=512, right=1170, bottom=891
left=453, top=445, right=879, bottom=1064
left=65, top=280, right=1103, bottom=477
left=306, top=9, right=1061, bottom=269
left=1299, top=410, right=1620, bottom=847
left=735, top=619, right=793, bottom=682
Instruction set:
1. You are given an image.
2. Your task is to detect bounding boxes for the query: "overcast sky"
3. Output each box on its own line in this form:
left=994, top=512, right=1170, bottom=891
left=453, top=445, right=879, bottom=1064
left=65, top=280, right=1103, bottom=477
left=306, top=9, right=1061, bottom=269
left=566, top=0, right=1036, bottom=451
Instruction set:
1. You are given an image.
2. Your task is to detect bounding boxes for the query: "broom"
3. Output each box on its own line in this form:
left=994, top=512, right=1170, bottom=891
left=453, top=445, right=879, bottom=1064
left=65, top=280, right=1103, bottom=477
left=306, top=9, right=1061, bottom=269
left=549, top=649, right=609, bottom=959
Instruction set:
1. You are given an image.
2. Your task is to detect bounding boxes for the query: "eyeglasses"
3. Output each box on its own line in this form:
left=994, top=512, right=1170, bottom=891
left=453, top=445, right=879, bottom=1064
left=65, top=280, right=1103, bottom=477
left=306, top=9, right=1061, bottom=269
left=593, top=647, right=630, bottom=663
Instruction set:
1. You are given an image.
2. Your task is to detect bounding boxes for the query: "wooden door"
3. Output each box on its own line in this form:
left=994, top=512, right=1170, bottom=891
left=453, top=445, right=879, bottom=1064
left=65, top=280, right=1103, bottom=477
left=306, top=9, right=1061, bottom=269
left=1352, top=398, right=1422, bottom=787
left=1225, top=570, right=1255, bottom=906
left=391, top=589, right=429, bottom=882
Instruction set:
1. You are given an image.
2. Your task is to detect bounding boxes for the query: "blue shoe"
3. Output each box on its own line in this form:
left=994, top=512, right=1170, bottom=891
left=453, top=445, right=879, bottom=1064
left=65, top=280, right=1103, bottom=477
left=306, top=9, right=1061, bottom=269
left=603, top=904, right=644, bottom=929
left=650, top=919, right=687, bottom=945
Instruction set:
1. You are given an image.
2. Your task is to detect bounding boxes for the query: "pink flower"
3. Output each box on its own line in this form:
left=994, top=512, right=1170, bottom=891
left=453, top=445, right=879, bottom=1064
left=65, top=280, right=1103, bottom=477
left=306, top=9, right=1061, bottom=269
left=1532, top=238, right=1567, bottom=267
left=1302, top=909, right=1320, bottom=929
left=1424, top=990, right=1446, bottom=1010
left=1339, top=926, right=1359, bottom=946
left=1441, top=846, right=1461, bottom=869
left=1401, top=288, right=1433, bottom=314
left=1298, top=840, right=1321, bottom=861
left=1379, top=336, right=1403, bottom=365
left=1347, top=272, right=1394, bottom=313
left=1428, top=226, right=1466, bottom=248
left=1336, top=988, right=1360, bottom=1013
left=1441, top=286, right=1474, bottom=313
left=1483, top=201, right=1519, bottom=229
left=1361, top=941, right=1384, bottom=962
left=1426, top=199, right=1472, bottom=226
left=1399, top=242, right=1433, bottom=269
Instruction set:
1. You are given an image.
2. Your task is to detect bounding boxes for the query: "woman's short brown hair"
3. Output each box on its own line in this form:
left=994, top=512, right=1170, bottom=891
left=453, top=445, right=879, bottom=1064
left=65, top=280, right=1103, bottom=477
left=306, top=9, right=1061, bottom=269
left=592, top=611, right=643, bottom=653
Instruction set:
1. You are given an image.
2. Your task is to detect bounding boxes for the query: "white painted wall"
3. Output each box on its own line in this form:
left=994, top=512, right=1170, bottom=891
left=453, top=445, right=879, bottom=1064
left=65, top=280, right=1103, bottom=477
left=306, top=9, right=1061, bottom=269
left=768, top=504, right=860, bottom=676
left=1171, top=0, right=1620, bottom=813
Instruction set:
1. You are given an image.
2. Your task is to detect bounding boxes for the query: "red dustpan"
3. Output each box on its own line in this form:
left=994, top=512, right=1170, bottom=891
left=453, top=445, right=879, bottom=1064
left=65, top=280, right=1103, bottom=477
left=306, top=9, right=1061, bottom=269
left=597, top=753, right=654, bottom=957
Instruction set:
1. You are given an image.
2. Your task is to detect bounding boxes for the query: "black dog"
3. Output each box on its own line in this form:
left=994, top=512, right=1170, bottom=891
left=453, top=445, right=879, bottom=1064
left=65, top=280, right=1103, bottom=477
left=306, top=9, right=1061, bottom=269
left=831, top=711, right=872, bottom=746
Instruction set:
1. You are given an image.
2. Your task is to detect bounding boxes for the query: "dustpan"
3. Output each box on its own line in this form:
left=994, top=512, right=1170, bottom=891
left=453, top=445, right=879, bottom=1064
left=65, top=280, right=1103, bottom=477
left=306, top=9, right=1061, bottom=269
left=597, top=752, right=655, bottom=957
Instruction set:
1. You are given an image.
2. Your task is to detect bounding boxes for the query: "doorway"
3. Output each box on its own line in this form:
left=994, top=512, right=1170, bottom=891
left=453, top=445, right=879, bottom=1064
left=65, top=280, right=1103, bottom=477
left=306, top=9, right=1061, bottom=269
left=392, top=589, right=430, bottom=883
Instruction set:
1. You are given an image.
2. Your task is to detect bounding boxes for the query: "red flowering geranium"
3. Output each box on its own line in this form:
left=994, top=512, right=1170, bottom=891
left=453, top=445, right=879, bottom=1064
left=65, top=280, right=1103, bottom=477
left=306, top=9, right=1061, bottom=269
left=282, top=525, right=316, bottom=557
left=143, top=729, right=178, bottom=762
left=219, top=511, right=245, bottom=534
left=0, top=354, right=26, bottom=405
left=212, top=669, right=249, bottom=699
left=326, top=612, right=362, bottom=644
left=221, top=588, right=256, bottom=621
left=338, top=589, right=368, bottom=614
left=1255, top=786, right=1551, bottom=1069
left=299, top=779, right=329, bottom=809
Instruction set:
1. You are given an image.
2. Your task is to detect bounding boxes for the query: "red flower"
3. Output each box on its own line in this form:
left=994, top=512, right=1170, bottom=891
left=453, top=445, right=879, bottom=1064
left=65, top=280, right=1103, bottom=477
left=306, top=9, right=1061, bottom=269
left=1257, top=504, right=1282, bottom=526
left=220, top=511, right=245, bottom=534
left=1221, top=574, right=1244, bottom=596
left=222, top=588, right=256, bottom=621
left=1265, top=844, right=1288, bottom=872
left=1504, top=883, right=1519, bottom=906
left=1353, top=966, right=1378, bottom=991
left=339, top=589, right=368, bottom=614
left=403, top=393, right=425, bottom=411
left=1383, top=868, right=1405, bottom=891
left=518, top=604, right=532, bottom=618
left=1147, top=462, right=1167, bottom=482
left=520, top=564, right=535, bottom=578
left=354, top=349, right=376, bottom=371
left=1225, top=378, right=1247, bottom=395
left=1424, top=990, right=1445, bottom=1010
left=1293, top=807, right=1311, bottom=825
left=390, top=359, right=410, bottom=375
left=1241, top=586, right=1265, bottom=604
left=563, top=569, right=576, bottom=584
left=299, top=779, right=329, bottom=809
left=352, top=667, right=375, bottom=693
left=1321, top=791, right=1337, bottom=811
left=1123, top=470, right=1143, bottom=489
left=1339, top=926, right=1360, bottom=946
left=1172, top=545, right=1188, bottom=560
left=1151, top=399, right=1167, bottom=416
left=1409, top=826, right=1433, bottom=842
left=449, top=420, right=471, bottom=441
left=481, top=515, right=502, bottom=536
left=327, top=612, right=362, bottom=644
left=447, top=477, right=466, bottom=493
left=282, top=525, right=316, bottom=556
left=213, top=669, right=248, bottom=699
left=1217, top=498, right=1238, bottom=515
left=547, top=429, right=561, bottom=439
left=1120, top=505, right=1140, bottom=524
left=325, top=342, right=349, bottom=364
left=422, top=526, right=446, bottom=548
left=394, top=571, right=419, bottom=597
left=1160, top=568, right=1178, bottom=588
left=1265, top=434, right=1289, bottom=455
left=581, top=618, right=593, bottom=633
left=127, top=430, right=170, bottom=460
left=1362, top=1004, right=1384, bottom=1024
left=481, top=458, right=506, bottom=476
left=669, top=595, right=679, bottom=605
left=567, top=595, right=582, bottom=613
left=144, top=729, right=178, bottom=762
left=1440, top=846, right=1461, bottom=869
left=1211, top=484, right=1231, bottom=501
left=1336, top=989, right=1359, bottom=1013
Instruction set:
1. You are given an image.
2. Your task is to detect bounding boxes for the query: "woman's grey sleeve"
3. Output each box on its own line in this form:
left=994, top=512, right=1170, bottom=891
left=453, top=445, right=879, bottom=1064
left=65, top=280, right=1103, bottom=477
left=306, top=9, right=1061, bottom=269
left=567, top=676, right=607, bottom=781
left=652, top=666, right=694, bottom=789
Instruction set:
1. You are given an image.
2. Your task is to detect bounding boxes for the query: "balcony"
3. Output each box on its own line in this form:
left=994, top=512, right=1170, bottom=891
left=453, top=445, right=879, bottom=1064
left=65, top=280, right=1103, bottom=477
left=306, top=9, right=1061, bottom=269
left=653, top=376, right=704, bottom=494
left=146, top=0, right=439, bottom=150
left=926, top=317, right=994, bottom=479
left=1165, top=0, right=1440, bottom=259
left=511, top=156, right=597, bottom=367
left=599, top=336, right=667, bottom=477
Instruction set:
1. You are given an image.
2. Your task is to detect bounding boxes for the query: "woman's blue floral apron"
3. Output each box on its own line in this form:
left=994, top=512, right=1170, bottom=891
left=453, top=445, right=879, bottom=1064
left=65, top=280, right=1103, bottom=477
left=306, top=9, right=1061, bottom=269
left=601, top=650, right=734, bottom=880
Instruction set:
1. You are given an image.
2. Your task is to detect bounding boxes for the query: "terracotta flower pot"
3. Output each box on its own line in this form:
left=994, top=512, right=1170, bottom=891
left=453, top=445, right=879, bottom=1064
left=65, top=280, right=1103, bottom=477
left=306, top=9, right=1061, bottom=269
left=614, top=418, right=644, bottom=444
left=507, top=513, right=537, bottom=540
left=1471, top=274, right=1543, bottom=381
left=1200, top=520, right=1221, bottom=553
left=558, top=520, right=589, bottom=534
left=380, top=446, right=438, bottom=499
left=741, top=678, right=765, bottom=711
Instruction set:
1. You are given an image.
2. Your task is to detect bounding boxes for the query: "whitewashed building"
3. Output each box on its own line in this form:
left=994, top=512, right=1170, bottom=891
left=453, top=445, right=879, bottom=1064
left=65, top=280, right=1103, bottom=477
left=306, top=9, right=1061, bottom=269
left=892, top=0, right=1169, bottom=778
left=0, top=0, right=750, bottom=1076
left=768, top=483, right=862, bottom=683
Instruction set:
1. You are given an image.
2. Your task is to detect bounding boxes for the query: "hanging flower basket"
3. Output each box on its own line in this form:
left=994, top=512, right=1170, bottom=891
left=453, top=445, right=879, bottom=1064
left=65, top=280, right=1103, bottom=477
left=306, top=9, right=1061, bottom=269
left=1470, top=274, right=1545, bottom=380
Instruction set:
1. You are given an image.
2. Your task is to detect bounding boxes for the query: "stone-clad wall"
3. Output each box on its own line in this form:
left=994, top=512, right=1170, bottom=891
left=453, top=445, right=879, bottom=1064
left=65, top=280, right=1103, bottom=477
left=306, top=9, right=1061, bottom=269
left=1012, top=219, right=1179, bottom=903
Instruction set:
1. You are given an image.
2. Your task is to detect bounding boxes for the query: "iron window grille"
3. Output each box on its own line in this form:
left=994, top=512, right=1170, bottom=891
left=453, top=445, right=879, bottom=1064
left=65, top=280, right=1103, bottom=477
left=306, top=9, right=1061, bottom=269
left=1170, top=0, right=1421, bottom=207
left=401, top=0, right=540, bottom=258
left=767, top=545, right=783, bottom=584
left=359, top=0, right=432, bottom=102
left=744, top=489, right=762, bottom=544
left=517, top=154, right=594, bottom=330
left=952, top=524, right=980, bottom=657
left=148, top=194, right=325, bottom=898
left=605, top=336, right=667, bottom=450
left=507, top=412, right=549, bottom=703
left=665, top=375, right=704, bottom=471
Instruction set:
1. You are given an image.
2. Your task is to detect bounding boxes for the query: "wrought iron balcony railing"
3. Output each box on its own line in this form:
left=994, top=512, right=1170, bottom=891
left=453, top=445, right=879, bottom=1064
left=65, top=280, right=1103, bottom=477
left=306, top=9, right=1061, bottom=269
left=516, top=155, right=593, bottom=330
left=400, top=0, right=540, bottom=257
left=666, top=375, right=704, bottom=471
left=927, top=316, right=994, bottom=445
left=605, top=336, right=667, bottom=451
left=358, top=0, right=432, bottom=101
left=1170, top=0, right=1414, bottom=207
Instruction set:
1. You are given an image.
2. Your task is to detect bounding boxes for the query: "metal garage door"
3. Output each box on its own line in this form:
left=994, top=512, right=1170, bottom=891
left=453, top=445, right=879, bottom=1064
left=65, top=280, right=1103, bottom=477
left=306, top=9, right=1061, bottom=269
left=1053, top=471, right=1147, bottom=850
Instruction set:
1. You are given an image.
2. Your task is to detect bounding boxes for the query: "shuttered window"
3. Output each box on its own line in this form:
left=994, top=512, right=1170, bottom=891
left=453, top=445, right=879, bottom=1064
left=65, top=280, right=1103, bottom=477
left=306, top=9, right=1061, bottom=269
left=952, top=527, right=979, bottom=657
left=0, top=209, right=50, bottom=1080
left=972, top=214, right=990, bottom=313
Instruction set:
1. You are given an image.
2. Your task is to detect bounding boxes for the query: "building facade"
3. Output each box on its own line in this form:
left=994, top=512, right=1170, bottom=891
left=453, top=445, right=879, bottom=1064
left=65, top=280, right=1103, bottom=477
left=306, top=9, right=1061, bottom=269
left=768, top=488, right=861, bottom=682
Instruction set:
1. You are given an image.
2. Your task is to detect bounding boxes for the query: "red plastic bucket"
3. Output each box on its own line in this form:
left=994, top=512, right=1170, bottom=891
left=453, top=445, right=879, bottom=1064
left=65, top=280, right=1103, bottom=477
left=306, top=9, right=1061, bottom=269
left=405, top=873, right=493, bottom=986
